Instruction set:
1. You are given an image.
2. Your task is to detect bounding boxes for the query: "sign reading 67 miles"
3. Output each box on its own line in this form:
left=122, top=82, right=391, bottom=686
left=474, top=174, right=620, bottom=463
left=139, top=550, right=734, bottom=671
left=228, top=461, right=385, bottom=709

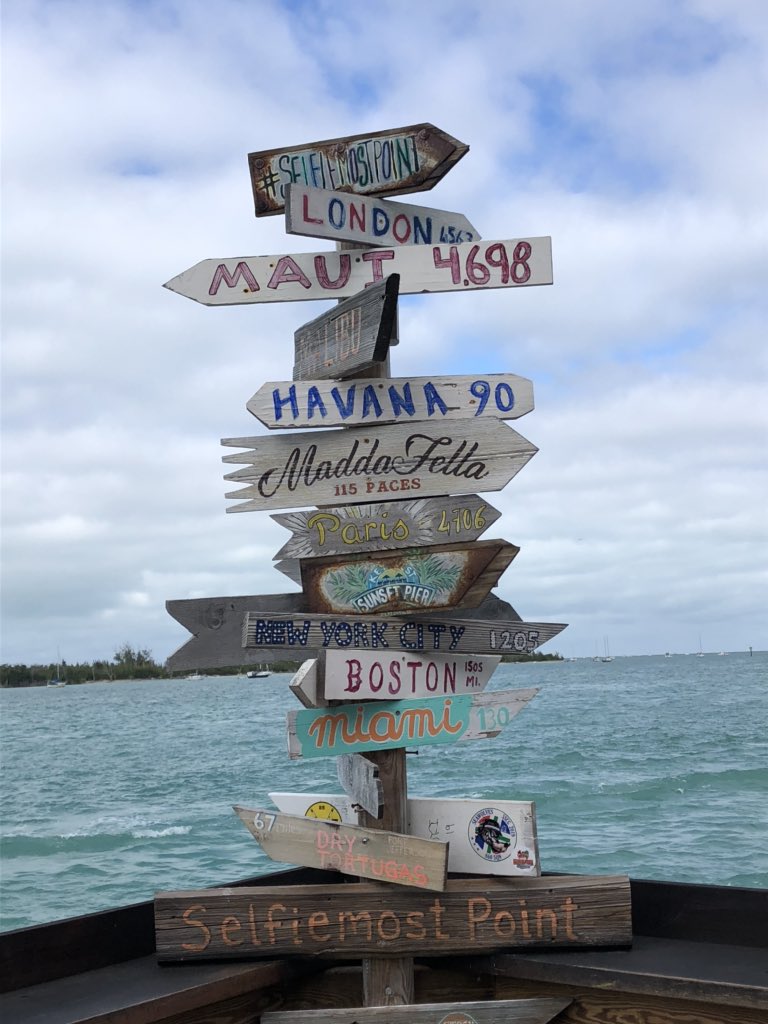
left=163, top=237, right=552, bottom=306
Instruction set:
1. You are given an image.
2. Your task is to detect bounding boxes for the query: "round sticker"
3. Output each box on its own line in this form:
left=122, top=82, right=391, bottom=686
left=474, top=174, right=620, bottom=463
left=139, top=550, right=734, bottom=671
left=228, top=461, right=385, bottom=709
left=468, top=807, right=516, bottom=862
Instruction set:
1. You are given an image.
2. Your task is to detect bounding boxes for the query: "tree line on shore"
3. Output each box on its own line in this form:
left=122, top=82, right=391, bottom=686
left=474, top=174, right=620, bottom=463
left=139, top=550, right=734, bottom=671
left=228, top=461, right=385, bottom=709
left=1, top=643, right=562, bottom=688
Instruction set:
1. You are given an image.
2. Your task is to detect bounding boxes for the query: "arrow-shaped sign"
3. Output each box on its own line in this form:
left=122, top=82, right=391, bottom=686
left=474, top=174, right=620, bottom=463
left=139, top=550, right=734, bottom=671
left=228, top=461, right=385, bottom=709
left=163, top=237, right=553, bottom=306
left=271, top=496, right=502, bottom=560
left=248, top=123, right=469, bottom=216
left=244, top=612, right=566, bottom=655
left=248, top=373, right=534, bottom=430
left=269, top=793, right=541, bottom=878
left=286, top=183, right=480, bottom=248
left=323, top=650, right=501, bottom=702
left=292, top=275, right=398, bottom=382
left=300, top=539, right=520, bottom=616
left=222, top=419, right=538, bottom=514
left=233, top=806, right=448, bottom=891
left=285, top=687, right=538, bottom=760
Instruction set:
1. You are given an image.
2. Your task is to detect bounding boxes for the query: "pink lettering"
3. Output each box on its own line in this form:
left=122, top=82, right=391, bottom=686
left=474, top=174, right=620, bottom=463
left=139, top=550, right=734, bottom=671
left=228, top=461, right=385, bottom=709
left=362, top=249, right=395, bottom=283
left=267, top=256, right=312, bottom=290
left=208, top=261, right=259, bottom=296
left=314, top=253, right=351, bottom=290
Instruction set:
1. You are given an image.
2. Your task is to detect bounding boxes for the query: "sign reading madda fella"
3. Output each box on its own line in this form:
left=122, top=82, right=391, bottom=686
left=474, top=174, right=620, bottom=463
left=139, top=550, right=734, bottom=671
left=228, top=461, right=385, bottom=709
left=159, top=120, right=632, bottom=994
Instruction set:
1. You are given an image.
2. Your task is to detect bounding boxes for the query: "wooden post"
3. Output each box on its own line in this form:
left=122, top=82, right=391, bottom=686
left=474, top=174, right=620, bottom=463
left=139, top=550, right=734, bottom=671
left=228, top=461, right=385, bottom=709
left=337, top=240, right=413, bottom=1006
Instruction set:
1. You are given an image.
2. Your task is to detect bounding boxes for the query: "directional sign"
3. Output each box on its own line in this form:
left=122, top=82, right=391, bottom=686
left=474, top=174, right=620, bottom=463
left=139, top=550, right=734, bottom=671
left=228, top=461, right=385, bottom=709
left=301, top=540, right=519, bottom=616
left=262, top=999, right=572, bottom=1024
left=233, top=807, right=448, bottom=891
left=165, top=593, right=532, bottom=671
left=286, top=184, right=480, bottom=248
left=289, top=659, right=326, bottom=709
left=285, top=688, right=538, bottom=760
left=271, top=794, right=539, bottom=877
left=248, top=373, right=534, bottom=430
left=271, top=496, right=501, bottom=560
left=155, top=875, right=634, bottom=961
left=163, top=237, right=553, bottom=306
left=244, top=612, right=566, bottom=655
left=222, top=419, right=538, bottom=514
left=292, top=275, right=398, bottom=382
left=247, top=123, right=469, bottom=216
left=336, top=755, right=383, bottom=818
left=323, top=650, right=501, bottom=701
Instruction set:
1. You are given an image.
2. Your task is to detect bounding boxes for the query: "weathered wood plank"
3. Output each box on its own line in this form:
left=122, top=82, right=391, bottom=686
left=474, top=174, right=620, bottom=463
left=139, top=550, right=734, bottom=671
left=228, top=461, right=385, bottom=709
left=243, top=612, right=566, bottom=655
left=248, top=123, right=469, bottom=216
left=249, top=373, right=534, bottom=430
left=289, top=658, right=327, bottom=708
left=301, top=540, right=519, bottom=616
left=233, top=807, right=448, bottom=891
left=337, top=755, right=384, bottom=818
left=292, top=275, right=398, bottom=382
left=263, top=997, right=571, bottom=1024
left=154, top=875, right=633, bottom=961
left=163, top=237, right=553, bottom=306
left=270, top=795, right=540, bottom=878
left=222, top=419, right=538, bottom=513
left=323, top=650, right=501, bottom=701
left=286, top=183, right=480, bottom=248
left=285, top=688, right=538, bottom=760
left=272, top=496, right=502, bottom=560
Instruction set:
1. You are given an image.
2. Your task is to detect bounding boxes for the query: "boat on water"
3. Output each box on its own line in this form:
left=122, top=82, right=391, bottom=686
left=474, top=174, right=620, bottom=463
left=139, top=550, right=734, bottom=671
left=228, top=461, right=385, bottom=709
left=247, top=668, right=271, bottom=678
left=46, top=677, right=66, bottom=688
left=1, top=867, right=765, bottom=1022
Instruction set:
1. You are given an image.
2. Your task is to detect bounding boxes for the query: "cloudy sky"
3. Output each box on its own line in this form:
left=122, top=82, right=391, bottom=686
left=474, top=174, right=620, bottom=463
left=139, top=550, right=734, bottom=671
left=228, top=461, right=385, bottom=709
left=2, top=0, right=766, bottom=666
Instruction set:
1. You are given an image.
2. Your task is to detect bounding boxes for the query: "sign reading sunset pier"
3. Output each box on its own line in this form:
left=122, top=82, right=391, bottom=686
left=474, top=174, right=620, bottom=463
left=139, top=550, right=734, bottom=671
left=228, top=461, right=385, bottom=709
left=163, top=237, right=553, bottom=306
left=248, top=123, right=469, bottom=215
left=271, top=496, right=501, bottom=559
left=286, top=183, right=480, bottom=248
left=249, top=373, right=534, bottom=430
left=223, top=419, right=538, bottom=513
left=285, top=688, right=538, bottom=760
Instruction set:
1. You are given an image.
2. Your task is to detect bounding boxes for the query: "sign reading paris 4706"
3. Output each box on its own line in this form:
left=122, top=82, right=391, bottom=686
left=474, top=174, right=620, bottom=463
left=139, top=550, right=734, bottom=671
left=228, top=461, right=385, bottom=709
left=163, top=237, right=552, bottom=306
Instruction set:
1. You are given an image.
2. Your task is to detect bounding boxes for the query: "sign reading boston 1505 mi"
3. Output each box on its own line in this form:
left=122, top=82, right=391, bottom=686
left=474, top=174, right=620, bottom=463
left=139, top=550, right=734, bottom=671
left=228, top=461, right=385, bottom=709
left=285, top=689, right=538, bottom=760
left=249, top=373, right=534, bottom=430
left=286, top=184, right=480, bottom=248
left=248, top=123, right=468, bottom=215
left=293, top=276, right=398, bottom=382
left=163, top=237, right=553, bottom=306
left=222, top=420, right=537, bottom=514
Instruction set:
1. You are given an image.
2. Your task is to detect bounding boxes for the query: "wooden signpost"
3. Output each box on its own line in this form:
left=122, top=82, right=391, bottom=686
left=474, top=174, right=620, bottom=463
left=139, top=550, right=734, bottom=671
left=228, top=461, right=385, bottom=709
left=271, top=496, right=502, bottom=559
left=323, top=650, right=501, bottom=701
left=154, top=875, right=633, bottom=961
left=163, top=237, right=553, bottom=306
left=248, top=123, right=469, bottom=216
left=222, top=419, right=538, bottom=513
left=336, top=755, right=383, bottom=818
left=286, top=184, right=480, bottom=248
left=243, top=612, right=567, bottom=655
left=233, top=807, right=448, bottom=891
left=292, top=275, right=399, bottom=381
left=300, top=540, right=520, bottom=616
left=285, top=688, right=539, bottom=760
left=249, top=372, right=534, bottom=430
left=270, top=793, right=540, bottom=878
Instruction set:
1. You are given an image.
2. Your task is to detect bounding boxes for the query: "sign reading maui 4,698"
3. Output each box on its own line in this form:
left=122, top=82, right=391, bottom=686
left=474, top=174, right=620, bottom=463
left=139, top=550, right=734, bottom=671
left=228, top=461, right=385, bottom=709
left=223, top=419, right=537, bottom=513
left=248, top=123, right=468, bottom=215
left=248, top=373, right=534, bottom=430
left=163, top=237, right=553, bottom=305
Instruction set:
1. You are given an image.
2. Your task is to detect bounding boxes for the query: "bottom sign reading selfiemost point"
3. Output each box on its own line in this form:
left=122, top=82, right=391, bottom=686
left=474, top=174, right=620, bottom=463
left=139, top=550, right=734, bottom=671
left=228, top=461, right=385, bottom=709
left=269, top=794, right=540, bottom=877
left=286, top=688, right=538, bottom=760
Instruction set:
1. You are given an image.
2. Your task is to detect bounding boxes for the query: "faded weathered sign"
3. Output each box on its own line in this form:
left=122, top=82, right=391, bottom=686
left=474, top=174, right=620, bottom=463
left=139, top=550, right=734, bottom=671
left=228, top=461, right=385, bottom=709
left=248, top=123, right=469, bottom=215
left=322, top=650, right=500, bottom=701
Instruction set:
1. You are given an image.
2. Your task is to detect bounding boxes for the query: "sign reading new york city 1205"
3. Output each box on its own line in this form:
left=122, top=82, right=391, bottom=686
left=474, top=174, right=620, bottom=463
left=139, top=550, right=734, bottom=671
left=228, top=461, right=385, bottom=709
left=222, top=419, right=537, bottom=514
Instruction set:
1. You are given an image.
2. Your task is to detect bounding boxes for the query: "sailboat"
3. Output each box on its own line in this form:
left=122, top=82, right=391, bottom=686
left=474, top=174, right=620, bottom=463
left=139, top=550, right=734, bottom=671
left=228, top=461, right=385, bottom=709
left=600, top=638, right=614, bottom=663
left=48, top=651, right=67, bottom=687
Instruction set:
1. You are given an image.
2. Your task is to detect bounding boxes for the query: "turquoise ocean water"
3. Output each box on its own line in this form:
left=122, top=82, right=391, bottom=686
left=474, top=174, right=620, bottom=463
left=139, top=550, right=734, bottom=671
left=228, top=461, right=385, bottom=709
left=1, top=652, right=766, bottom=932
